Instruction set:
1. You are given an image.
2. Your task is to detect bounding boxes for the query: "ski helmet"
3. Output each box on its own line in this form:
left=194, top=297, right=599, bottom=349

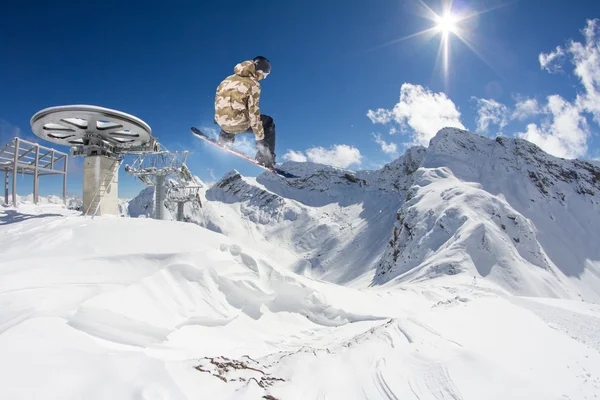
left=254, top=56, right=271, bottom=78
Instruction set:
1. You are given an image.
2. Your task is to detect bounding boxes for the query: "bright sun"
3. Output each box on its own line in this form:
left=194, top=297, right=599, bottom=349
left=436, top=13, right=457, bottom=34
left=372, top=0, right=503, bottom=91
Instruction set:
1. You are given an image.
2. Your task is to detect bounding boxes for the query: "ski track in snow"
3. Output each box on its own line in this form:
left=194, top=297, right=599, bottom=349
left=403, top=362, right=464, bottom=400
left=373, top=358, right=399, bottom=400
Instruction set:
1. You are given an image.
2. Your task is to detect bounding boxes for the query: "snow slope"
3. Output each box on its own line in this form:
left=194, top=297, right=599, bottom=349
left=7, top=193, right=131, bottom=216
left=5, top=193, right=83, bottom=211
left=1, top=203, right=600, bottom=399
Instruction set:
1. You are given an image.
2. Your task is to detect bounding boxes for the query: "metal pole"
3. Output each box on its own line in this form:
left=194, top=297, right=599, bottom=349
left=154, top=175, right=167, bottom=220
left=63, top=153, right=68, bottom=205
left=4, top=170, right=8, bottom=205
left=12, top=138, right=19, bottom=206
left=177, top=202, right=184, bottom=222
left=34, top=144, right=40, bottom=205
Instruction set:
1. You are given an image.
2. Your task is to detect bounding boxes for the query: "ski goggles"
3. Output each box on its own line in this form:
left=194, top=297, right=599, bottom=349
left=258, top=70, right=270, bottom=80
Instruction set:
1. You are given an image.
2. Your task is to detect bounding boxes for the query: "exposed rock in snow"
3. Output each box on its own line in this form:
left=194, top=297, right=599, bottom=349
left=206, top=170, right=286, bottom=225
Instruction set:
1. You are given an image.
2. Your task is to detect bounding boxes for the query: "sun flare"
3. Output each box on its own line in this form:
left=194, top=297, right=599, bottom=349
left=371, top=0, right=509, bottom=92
left=436, top=13, right=457, bottom=34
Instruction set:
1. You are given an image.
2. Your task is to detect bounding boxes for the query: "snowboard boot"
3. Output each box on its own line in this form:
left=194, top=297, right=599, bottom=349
left=255, top=140, right=275, bottom=168
left=255, top=150, right=275, bottom=168
left=255, top=115, right=276, bottom=168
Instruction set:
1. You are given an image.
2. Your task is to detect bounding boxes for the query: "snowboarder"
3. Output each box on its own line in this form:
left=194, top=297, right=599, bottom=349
left=214, top=56, right=276, bottom=168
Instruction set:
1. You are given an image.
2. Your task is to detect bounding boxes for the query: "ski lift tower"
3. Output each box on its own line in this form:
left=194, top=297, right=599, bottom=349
left=165, top=184, right=203, bottom=221
left=124, top=146, right=199, bottom=220
left=30, top=105, right=158, bottom=216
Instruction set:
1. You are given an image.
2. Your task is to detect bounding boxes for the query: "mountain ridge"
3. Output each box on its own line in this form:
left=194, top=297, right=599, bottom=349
left=91, top=127, right=600, bottom=301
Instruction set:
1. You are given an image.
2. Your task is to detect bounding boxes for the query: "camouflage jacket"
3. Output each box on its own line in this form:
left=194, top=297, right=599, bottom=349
left=214, top=60, right=264, bottom=140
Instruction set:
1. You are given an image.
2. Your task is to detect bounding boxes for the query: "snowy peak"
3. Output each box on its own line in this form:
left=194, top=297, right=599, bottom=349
left=256, top=162, right=372, bottom=207
left=206, top=170, right=287, bottom=224
left=375, top=127, right=600, bottom=301
left=250, top=147, right=425, bottom=209
left=503, top=138, right=600, bottom=198
left=427, top=127, right=600, bottom=201
left=356, top=145, right=426, bottom=192
left=376, top=167, right=561, bottom=297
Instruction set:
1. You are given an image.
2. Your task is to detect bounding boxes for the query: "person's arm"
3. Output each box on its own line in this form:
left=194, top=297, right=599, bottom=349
left=248, top=83, right=264, bottom=140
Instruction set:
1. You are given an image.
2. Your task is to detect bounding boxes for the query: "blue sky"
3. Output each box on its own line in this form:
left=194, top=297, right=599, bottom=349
left=1, top=0, right=599, bottom=199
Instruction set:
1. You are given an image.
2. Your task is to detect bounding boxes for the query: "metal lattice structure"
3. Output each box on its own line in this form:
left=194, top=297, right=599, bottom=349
left=125, top=145, right=201, bottom=220
left=0, top=137, right=68, bottom=206
left=165, top=185, right=202, bottom=203
left=124, top=146, right=193, bottom=186
left=165, top=185, right=203, bottom=221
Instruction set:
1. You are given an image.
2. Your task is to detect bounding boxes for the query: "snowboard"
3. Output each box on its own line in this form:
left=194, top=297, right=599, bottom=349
left=190, top=127, right=298, bottom=178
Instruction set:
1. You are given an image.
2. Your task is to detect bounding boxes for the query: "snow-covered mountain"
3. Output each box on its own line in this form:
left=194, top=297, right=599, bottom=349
left=136, top=128, right=598, bottom=302
left=2, top=127, right=600, bottom=399
left=377, top=128, right=600, bottom=301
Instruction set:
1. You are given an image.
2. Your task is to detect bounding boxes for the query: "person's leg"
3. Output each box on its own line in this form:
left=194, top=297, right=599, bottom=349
left=260, top=115, right=276, bottom=157
left=255, top=115, right=276, bottom=167
left=218, top=130, right=235, bottom=148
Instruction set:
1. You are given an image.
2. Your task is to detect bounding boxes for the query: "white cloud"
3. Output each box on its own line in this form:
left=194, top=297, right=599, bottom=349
left=522, top=18, right=600, bottom=160
left=472, top=97, right=509, bottom=133
left=538, top=19, right=600, bottom=125
left=372, top=133, right=398, bottom=155
left=305, top=145, right=362, bottom=168
left=367, top=83, right=465, bottom=146
left=282, top=150, right=308, bottom=162
left=570, top=19, right=600, bottom=124
left=518, top=95, right=589, bottom=159
left=512, top=98, right=541, bottom=121
left=282, top=145, right=362, bottom=168
left=539, top=46, right=565, bottom=73
left=366, top=109, right=393, bottom=125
